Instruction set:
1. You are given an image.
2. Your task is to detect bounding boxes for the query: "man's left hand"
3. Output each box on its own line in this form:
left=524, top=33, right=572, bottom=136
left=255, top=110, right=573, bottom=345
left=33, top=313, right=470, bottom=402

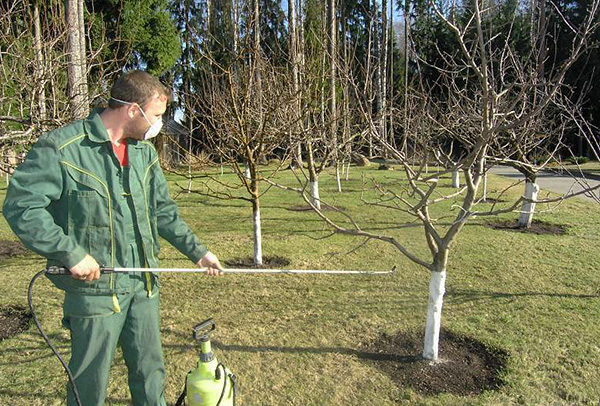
left=197, top=251, right=225, bottom=276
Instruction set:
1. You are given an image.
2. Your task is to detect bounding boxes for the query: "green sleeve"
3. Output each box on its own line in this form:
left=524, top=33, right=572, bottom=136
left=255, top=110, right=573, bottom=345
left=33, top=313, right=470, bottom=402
left=2, top=136, right=87, bottom=268
left=153, top=159, right=208, bottom=263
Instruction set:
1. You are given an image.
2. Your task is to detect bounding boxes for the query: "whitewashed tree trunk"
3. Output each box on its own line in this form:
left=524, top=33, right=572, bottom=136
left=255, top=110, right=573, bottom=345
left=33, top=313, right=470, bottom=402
left=336, top=164, right=342, bottom=192
left=452, top=170, right=460, bottom=188
left=482, top=171, right=487, bottom=202
left=244, top=165, right=251, bottom=179
left=345, top=162, right=350, bottom=181
left=518, top=180, right=539, bottom=228
left=309, top=180, right=321, bottom=210
left=252, top=199, right=263, bottom=265
left=423, top=266, right=447, bottom=361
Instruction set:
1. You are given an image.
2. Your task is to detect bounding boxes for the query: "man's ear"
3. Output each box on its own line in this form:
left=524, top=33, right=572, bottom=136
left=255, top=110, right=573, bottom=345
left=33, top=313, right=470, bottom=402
left=126, top=103, right=139, bottom=119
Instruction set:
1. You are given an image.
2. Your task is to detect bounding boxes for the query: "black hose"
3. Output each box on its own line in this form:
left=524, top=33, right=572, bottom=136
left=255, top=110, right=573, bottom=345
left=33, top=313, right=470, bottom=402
left=215, top=363, right=238, bottom=406
left=29, top=268, right=238, bottom=406
left=28, top=269, right=83, bottom=406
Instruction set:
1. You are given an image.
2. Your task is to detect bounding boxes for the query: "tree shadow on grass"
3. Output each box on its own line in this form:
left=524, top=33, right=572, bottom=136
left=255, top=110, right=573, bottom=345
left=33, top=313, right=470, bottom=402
left=210, top=341, right=419, bottom=363
left=445, top=288, right=599, bottom=305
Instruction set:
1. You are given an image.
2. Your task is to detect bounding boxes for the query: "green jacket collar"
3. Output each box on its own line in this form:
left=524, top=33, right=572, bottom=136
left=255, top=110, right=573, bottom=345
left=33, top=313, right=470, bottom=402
left=83, top=108, right=145, bottom=149
left=83, top=108, right=110, bottom=144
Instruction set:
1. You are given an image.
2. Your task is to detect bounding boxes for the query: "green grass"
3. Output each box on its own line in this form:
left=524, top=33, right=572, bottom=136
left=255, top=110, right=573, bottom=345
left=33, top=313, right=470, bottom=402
left=1, top=166, right=600, bottom=405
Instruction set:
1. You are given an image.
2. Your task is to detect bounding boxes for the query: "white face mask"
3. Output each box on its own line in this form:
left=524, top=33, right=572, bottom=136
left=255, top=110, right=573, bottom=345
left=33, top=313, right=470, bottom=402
left=138, top=108, right=163, bottom=140
left=111, top=97, right=164, bottom=140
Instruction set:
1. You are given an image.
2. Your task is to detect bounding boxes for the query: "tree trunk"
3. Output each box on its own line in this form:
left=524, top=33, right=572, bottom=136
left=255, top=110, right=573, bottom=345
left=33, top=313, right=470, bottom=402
left=388, top=0, right=394, bottom=149
left=482, top=171, right=487, bottom=202
left=289, top=0, right=303, bottom=168
left=341, top=3, right=351, bottom=180
left=373, top=0, right=382, bottom=144
left=423, top=259, right=447, bottom=361
left=66, top=0, right=88, bottom=119
left=232, top=0, right=240, bottom=54
left=366, top=5, right=373, bottom=157
left=33, top=0, right=47, bottom=125
left=402, top=0, right=410, bottom=156
left=329, top=0, right=340, bottom=192
left=77, top=0, right=88, bottom=101
left=306, top=140, right=321, bottom=209
left=518, top=179, right=539, bottom=228
left=309, top=180, right=321, bottom=210
left=380, top=0, right=388, bottom=146
left=252, top=196, right=263, bottom=265
left=452, top=170, right=460, bottom=188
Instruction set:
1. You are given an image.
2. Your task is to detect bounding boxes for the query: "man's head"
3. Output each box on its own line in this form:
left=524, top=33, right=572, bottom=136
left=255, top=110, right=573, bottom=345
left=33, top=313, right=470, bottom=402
left=108, top=71, right=172, bottom=140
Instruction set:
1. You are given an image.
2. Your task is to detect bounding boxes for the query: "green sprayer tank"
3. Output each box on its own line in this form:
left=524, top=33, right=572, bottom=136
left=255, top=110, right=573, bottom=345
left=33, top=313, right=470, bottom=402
left=178, top=319, right=237, bottom=406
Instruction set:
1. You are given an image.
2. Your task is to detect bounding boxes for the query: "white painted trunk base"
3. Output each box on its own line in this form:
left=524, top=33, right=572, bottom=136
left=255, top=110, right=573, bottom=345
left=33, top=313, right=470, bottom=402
left=309, top=181, right=321, bottom=210
left=336, top=165, right=342, bottom=192
left=452, top=170, right=460, bottom=188
left=345, top=163, right=350, bottom=181
left=253, top=205, right=263, bottom=265
left=423, top=269, right=446, bottom=361
left=519, top=181, right=539, bottom=228
left=482, top=172, right=487, bottom=202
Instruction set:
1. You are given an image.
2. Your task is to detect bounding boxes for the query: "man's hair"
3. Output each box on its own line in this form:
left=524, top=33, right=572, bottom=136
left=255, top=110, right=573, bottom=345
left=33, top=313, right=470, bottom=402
left=108, top=70, right=172, bottom=109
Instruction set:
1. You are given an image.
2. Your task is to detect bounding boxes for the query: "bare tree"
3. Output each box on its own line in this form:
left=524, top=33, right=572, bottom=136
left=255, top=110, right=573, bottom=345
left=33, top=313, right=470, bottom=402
left=191, top=55, right=297, bottom=266
left=1, top=0, right=127, bottom=179
left=275, top=0, right=600, bottom=362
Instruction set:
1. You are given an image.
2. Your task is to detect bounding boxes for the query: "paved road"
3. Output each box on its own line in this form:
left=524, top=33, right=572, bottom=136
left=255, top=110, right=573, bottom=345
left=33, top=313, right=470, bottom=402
left=488, top=166, right=600, bottom=203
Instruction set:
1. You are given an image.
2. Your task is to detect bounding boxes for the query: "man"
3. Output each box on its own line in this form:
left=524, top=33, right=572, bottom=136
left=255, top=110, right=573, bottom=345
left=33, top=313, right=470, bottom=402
left=2, top=70, right=223, bottom=406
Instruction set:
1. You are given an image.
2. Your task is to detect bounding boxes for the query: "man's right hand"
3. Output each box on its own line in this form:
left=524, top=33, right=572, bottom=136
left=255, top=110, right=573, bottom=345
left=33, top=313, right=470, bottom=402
left=70, top=254, right=101, bottom=281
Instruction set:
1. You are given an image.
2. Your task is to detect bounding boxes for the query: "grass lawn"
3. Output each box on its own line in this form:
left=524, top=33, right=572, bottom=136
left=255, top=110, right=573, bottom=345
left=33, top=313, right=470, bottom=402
left=1, top=164, right=599, bottom=405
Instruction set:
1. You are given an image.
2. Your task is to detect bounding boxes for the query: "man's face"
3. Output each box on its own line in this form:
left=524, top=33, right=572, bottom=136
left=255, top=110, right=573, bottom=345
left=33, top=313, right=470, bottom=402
left=125, top=93, right=167, bottom=140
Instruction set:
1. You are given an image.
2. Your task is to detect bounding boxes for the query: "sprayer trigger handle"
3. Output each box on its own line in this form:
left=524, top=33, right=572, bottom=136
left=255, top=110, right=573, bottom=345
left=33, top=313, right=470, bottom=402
left=45, top=265, right=115, bottom=275
left=45, top=266, right=70, bottom=275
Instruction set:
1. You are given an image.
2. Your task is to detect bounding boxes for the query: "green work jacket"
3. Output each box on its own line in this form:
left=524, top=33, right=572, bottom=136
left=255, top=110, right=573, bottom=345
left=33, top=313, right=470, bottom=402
left=2, top=109, right=208, bottom=294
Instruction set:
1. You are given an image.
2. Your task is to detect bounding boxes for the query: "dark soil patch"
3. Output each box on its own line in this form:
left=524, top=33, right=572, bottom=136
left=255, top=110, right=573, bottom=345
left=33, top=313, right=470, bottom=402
left=223, top=255, right=291, bottom=269
left=286, top=204, right=345, bottom=212
left=0, top=306, right=32, bottom=341
left=0, top=240, right=29, bottom=260
left=486, top=219, right=568, bottom=235
left=362, top=328, right=507, bottom=396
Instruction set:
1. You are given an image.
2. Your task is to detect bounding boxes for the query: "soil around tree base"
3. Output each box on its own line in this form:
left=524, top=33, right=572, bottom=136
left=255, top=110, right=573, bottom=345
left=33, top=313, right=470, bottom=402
left=362, top=328, right=508, bottom=396
left=486, top=219, right=568, bottom=235
left=223, top=255, right=291, bottom=268
left=0, top=306, right=32, bottom=341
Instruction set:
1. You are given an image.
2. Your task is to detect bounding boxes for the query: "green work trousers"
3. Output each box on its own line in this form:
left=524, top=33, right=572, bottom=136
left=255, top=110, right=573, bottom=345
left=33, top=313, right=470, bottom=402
left=62, top=273, right=166, bottom=406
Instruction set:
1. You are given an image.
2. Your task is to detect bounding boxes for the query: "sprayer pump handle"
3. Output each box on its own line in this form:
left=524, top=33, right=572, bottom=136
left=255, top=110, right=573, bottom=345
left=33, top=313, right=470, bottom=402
left=193, top=318, right=216, bottom=340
